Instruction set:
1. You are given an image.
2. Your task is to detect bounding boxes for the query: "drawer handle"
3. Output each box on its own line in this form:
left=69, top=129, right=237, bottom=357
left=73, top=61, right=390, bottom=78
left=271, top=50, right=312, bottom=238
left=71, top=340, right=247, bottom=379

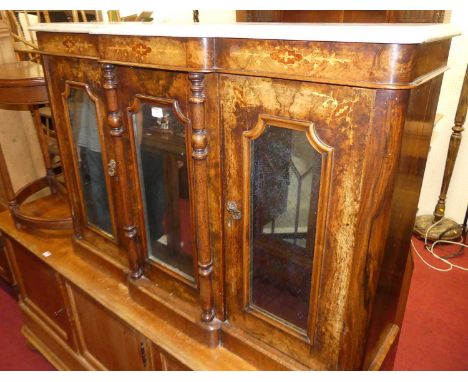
left=53, top=307, right=64, bottom=317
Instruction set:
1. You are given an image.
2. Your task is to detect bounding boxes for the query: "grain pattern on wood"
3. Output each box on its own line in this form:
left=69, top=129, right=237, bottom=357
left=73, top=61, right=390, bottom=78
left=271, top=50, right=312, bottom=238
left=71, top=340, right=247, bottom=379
left=0, top=200, right=256, bottom=370
left=8, top=29, right=452, bottom=370
left=364, top=75, right=444, bottom=370
left=102, top=63, right=142, bottom=279
left=221, top=74, right=376, bottom=368
left=365, top=324, right=399, bottom=370
left=215, top=39, right=450, bottom=89
left=99, top=35, right=215, bottom=71
left=188, top=72, right=215, bottom=323
left=37, top=32, right=98, bottom=58
left=41, top=54, right=128, bottom=274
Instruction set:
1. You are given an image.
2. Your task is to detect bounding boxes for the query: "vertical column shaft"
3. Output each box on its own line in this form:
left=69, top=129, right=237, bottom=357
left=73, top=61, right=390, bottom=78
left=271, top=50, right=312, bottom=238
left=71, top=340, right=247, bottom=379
left=102, top=63, right=142, bottom=278
left=189, top=72, right=215, bottom=322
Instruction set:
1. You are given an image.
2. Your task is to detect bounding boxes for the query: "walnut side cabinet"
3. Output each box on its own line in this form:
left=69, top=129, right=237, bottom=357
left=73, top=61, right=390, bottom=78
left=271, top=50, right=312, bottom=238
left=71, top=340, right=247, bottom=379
left=0, top=23, right=458, bottom=370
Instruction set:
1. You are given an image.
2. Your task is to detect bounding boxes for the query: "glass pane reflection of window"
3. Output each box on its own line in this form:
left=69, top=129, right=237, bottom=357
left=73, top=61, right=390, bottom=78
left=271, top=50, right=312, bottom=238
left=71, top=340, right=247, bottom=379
left=250, top=124, right=322, bottom=331
left=67, top=87, right=113, bottom=235
left=133, top=103, right=194, bottom=280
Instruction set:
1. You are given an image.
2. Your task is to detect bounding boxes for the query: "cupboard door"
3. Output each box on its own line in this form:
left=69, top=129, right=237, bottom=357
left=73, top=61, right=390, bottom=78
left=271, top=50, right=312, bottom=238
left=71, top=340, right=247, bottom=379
left=222, top=75, right=376, bottom=368
left=119, top=66, right=202, bottom=300
left=67, top=284, right=151, bottom=370
left=8, top=239, right=73, bottom=344
left=64, top=84, right=114, bottom=236
left=128, top=95, right=194, bottom=281
left=42, top=56, right=123, bottom=265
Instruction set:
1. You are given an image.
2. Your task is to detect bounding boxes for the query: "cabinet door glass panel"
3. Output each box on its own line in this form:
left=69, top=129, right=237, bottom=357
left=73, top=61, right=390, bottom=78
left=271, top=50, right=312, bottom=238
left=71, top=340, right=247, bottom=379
left=132, top=103, right=194, bottom=279
left=67, top=87, right=113, bottom=235
left=250, top=125, right=321, bottom=331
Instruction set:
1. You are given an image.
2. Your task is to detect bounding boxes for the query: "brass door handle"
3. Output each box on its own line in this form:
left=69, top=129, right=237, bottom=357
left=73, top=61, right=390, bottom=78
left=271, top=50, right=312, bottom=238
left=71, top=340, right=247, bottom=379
left=227, top=201, right=242, bottom=220
left=107, top=159, right=117, bottom=177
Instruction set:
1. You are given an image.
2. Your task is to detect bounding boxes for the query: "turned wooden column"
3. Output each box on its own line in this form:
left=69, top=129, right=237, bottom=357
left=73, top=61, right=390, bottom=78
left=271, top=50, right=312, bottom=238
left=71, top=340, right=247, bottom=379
left=188, top=72, right=215, bottom=323
left=102, top=63, right=142, bottom=279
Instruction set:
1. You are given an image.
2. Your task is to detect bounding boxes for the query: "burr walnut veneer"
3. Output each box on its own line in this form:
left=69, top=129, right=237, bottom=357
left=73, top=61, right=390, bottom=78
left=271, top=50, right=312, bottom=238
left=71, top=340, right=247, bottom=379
left=0, top=23, right=459, bottom=370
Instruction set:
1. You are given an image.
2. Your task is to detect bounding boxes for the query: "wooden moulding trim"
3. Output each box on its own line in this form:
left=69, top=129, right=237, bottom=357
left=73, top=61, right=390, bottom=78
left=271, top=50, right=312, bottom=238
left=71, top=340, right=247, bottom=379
left=241, top=114, right=333, bottom=347
left=71, top=238, right=129, bottom=284
left=9, top=177, right=72, bottom=230
left=22, top=297, right=68, bottom=341
left=21, top=326, right=70, bottom=371
left=98, top=59, right=213, bottom=73
left=19, top=302, right=90, bottom=370
left=38, top=51, right=99, bottom=61
left=221, top=324, right=320, bottom=371
left=216, top=65, right=450, bottom=90
left=60, top=80, right=119, bottom=242
left=126, top=94, right=197, bottom=289
left=95, top=61, right=447, bottom=90
left=365, top=323, right=400, bottom=370
left=128, top=277, right=221, bottom=348
left=0, top=79, right=46, bottom=88
left=37, top=55, right=447, bottom=89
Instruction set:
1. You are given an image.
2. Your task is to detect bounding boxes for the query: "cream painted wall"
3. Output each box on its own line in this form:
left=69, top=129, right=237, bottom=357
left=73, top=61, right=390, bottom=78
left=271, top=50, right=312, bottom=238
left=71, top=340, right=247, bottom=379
left=417, top=8, right=468, bottom=224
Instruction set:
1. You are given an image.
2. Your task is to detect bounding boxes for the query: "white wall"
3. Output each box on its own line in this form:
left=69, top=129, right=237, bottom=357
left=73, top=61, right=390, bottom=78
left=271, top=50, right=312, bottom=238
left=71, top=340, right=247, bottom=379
left=417, top=7, right=468, bottom=224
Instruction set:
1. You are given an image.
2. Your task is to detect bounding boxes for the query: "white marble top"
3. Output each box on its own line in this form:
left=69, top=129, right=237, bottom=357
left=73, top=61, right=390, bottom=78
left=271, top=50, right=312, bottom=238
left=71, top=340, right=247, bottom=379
left=30, top=22, right=461, bottom=44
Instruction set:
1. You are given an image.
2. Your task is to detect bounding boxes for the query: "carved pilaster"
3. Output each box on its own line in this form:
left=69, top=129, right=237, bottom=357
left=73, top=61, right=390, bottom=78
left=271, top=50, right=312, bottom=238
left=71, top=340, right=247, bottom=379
left=101, top=63, right=142, bottom=279
left=188, top=72, right=215, bottom=322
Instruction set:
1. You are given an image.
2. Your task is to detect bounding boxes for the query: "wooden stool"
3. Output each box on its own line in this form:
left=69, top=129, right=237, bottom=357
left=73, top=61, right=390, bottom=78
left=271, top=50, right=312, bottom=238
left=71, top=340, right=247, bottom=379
left=0, top=61, right=71, bottom=230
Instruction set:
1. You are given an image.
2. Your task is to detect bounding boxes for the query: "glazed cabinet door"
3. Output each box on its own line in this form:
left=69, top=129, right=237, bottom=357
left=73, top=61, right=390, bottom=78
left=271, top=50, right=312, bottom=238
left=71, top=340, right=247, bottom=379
left=114, top=65, right=202, bottom=301
left=41, top=55, right=124, bottom=266
left=222, top=74, right=385, bottom=369
left=66, top=284, right=152, bottom=370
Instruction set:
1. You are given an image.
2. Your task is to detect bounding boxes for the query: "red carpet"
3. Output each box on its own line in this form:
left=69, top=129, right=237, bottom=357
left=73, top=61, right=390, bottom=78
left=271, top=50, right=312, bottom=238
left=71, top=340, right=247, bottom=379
left=393, top=235, right=468, bottom=370
left=0, top=235, right=466, bottom=370
left=0, top=280, right=55, bottom=370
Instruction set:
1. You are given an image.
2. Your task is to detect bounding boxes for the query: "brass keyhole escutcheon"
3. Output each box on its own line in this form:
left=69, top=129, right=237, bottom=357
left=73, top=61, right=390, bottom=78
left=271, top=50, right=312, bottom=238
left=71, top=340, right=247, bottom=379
left=107, top=159, right=117, bottom=177
left=227, top=201, right=242, bottom=220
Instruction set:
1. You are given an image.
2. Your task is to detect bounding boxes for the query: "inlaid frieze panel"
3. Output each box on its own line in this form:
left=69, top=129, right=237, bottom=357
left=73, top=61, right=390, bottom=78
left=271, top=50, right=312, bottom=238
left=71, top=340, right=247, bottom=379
left=37, top=32, right=98, bottom=58
left=98, top=36, right=214, bottom=70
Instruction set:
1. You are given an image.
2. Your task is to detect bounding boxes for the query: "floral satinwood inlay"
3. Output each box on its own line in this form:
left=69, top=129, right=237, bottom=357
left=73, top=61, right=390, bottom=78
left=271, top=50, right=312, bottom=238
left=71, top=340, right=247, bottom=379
left=61, top=38, right=93, bottom=54
left=270, top=49, right=303, bottom=65
left=132, top=43, right=152, bottom=58
left=62, top=38, right=76, bottom=50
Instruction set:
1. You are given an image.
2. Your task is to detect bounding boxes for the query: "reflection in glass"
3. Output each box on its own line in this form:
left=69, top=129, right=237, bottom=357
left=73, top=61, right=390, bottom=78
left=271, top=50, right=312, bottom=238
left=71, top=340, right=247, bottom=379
left=67, top=87, right=113, bottom=235
left=132, top=102, right=194, bottom=280
left=250, top=125, right=321, bottom=331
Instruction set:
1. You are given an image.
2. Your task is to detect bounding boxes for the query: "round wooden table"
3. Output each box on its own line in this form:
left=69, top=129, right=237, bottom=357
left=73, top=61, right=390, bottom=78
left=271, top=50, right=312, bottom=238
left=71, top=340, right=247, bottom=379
left=0, top=61, right=71, bottom=230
